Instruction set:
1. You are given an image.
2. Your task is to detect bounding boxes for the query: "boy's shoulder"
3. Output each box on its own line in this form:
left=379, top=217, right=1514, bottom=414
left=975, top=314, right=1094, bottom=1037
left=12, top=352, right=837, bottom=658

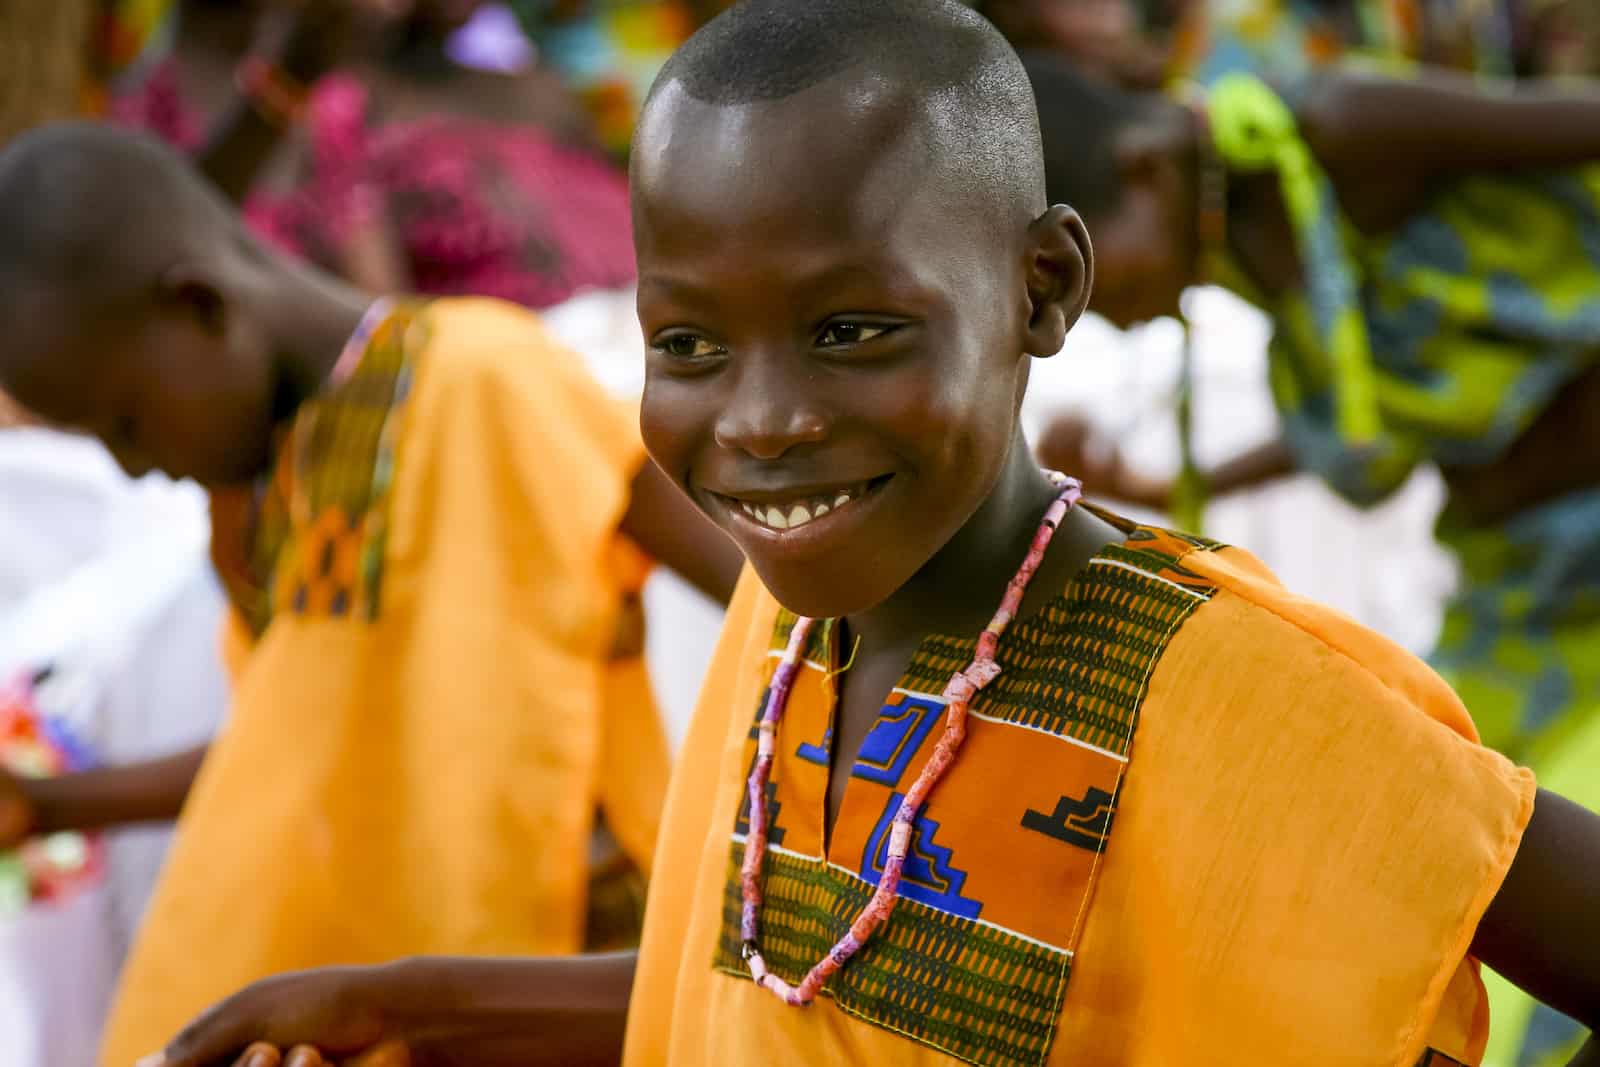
left=404, top=295, right=639, bottom=459
left=1174, top=537, right=1483, bottom=743
left=411, top=296, right=570, bottom=388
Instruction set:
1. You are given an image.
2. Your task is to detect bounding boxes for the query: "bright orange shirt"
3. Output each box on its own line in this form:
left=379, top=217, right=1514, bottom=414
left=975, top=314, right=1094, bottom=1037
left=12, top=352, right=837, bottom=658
left=101, top=298, right=669, bottom=1065
left=626, top=522, right=1534, bottom=1067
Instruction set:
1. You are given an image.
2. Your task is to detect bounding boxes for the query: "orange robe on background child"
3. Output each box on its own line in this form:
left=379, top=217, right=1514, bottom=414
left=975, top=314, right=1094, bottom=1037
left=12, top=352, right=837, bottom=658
left=626, top=519, right=1534, bottom=1067
left=100, top=298, right=671, bottom=1066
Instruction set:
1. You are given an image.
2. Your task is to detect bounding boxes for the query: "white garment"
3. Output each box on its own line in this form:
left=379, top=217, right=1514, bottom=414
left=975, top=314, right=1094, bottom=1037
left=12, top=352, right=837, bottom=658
left=1023, top=287, right=1454, bottom=655
left=0, top=429, right=229, bottom=1067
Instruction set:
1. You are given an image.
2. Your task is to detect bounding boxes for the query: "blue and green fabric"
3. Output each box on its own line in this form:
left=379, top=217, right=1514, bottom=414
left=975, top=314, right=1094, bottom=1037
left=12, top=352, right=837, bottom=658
left=1203, top=69, right=1600, bottom=1063
left=1170, top=0, right=1517, bottom=88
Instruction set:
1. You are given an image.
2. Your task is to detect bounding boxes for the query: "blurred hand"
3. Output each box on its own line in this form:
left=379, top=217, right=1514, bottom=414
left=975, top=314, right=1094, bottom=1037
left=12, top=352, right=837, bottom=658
left=225, top=1041, right=411, bottom=1067
left=1036, top=412, right=1173, bottom=510
left=144, top=967, right=394, bottom=1067
left=0, top=768, right=36, bottom=850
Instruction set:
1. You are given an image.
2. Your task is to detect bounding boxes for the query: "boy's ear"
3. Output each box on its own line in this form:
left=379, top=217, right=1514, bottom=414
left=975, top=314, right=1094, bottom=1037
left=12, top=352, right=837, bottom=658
left=1023, top=203, right=1093, bottom=357
left=157, top=264, right=228, bottom=336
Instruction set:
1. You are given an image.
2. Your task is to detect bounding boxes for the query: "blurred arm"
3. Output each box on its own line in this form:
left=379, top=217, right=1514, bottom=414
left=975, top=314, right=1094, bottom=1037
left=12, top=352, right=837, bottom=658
left=21, top=743, right=207, bottom=836
left=1302, top=69, right=1600, bottom=179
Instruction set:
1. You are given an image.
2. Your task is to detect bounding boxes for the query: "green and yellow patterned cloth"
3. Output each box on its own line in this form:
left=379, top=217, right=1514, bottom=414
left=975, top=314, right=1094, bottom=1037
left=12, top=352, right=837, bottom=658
left=1203, top=69, right=1600, bottom=1063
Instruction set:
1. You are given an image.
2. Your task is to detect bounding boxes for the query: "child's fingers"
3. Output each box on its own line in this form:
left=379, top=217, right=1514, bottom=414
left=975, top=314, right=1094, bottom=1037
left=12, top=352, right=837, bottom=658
left=282, top=1047, right=331, bottom=1067
left=341, top=1041, right=411, bottom=1067
left=234, top=1044, right=283, bottom=1067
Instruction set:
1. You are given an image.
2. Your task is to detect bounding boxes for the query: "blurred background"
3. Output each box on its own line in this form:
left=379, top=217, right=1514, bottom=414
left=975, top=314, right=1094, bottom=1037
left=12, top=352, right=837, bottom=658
left=2, top=1, right=1595, bottom=1063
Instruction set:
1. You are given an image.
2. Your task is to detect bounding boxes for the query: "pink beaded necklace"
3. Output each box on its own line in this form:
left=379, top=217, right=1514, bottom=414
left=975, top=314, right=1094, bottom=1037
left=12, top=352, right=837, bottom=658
left=740, top=472, right=1084, bottom=1006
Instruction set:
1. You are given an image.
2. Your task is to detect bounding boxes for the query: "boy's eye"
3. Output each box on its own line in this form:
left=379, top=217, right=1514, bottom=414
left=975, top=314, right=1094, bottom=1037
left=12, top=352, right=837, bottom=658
left=652, top=333, right=725, bottom=361
left=817, top=322, right=892, bottom=348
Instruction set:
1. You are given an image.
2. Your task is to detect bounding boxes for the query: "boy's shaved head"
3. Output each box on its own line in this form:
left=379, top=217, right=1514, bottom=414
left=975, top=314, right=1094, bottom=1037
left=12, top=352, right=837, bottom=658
left=0, top=123, right=290, bottom=486
left=649, top=0, right=1045, bottom=223
left=0, top=122, right=243, bottom=328
left=632, top=0, right=1094, bottom=619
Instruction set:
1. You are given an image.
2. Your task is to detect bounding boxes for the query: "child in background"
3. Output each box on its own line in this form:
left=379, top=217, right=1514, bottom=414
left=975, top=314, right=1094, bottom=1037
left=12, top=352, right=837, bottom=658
left=1027, top=52, right=1600, bottom=1061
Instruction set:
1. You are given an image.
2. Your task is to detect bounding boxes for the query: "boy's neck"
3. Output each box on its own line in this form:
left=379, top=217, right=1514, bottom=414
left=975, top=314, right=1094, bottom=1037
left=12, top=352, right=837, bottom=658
left=261, top=265, right=376, bottom=422
left=844, top=439, right=1116, bottom=656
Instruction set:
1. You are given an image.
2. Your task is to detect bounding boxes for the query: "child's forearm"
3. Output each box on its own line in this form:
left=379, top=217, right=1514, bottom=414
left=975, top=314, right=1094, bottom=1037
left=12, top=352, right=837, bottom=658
left=1201, top=437, right=1297, bottom=499
left=26, top=744, right=208, bottom=834
left=389, top=952, right=636, bottom=1066
left=1303, top=70, right=1600, bottom=178
left=150, top=952, right=638, bottom=1067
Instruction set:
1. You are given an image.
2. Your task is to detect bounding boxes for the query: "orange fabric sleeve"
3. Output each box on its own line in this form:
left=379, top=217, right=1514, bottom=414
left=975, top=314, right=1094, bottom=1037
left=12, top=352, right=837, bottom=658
left=1055, top=545, right=1535, bottom=1065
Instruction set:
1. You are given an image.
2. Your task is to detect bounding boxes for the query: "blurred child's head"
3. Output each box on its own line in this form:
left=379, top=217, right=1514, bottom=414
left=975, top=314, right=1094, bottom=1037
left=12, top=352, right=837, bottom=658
left=632, top=0, right=1092, bottom=619
left=1023, top=50, right=1197, bottom=327
left=982, top=0, right=1154, bottom=85
left=0, top=124, right=286, bottom=486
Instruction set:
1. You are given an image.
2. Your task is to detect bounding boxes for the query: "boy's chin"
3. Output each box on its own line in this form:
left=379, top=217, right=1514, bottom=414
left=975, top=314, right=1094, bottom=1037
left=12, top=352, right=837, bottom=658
left=745, top=557, right=903, bottom=623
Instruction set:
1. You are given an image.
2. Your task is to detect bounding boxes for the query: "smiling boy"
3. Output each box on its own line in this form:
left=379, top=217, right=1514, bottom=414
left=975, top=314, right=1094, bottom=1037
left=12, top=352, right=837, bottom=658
left=140, top=3, right=1600, bottom=1066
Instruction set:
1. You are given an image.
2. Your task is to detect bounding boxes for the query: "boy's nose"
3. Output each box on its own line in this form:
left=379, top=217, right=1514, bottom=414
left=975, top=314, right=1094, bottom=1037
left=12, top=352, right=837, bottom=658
left=714, top=392, right=829, bottom=460
left=712, top=357, right=830, bottom=459
left=715, top=408, right=828, bottom=460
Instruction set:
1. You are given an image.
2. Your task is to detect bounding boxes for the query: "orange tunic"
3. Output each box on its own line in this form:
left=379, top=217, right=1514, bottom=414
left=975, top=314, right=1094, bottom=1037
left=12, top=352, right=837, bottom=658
left=625, top=522, right=1534, bottom=1067
left=100, top=298, right=670, bottom=1065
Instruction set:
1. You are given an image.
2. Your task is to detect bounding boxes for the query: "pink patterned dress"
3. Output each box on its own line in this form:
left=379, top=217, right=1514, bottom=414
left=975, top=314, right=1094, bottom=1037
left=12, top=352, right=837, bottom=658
left=115, top=66, right=637, bottom=309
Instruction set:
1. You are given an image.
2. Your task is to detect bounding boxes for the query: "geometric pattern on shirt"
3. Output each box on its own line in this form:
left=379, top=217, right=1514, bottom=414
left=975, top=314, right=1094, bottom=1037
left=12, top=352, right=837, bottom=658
left=1020, top=786, right=1118, bottom=851
left=900, top=524, right=1222, bottom=759
left=715, top=846, right=1071, bottom=1067
left=715, top=522, right=1223, bottom=1066
left=860, top=790, right=982, bottom=918
left=243, top=302, right=426, bottom=635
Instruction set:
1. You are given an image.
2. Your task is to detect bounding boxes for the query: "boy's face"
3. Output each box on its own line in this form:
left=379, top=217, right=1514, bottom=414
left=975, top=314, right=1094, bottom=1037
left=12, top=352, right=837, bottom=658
left=4, top=295, right=279, bottom=487
left=633, top=82, right=1055, bottom=619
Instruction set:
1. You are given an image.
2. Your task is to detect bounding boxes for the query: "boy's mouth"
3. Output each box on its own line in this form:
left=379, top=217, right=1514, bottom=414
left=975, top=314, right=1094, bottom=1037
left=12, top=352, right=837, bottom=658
left=711, top=474, right=893, bottom=535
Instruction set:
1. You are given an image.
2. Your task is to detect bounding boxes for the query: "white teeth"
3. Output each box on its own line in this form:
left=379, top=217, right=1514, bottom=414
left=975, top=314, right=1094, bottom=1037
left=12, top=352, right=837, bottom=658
left=736, top=485, right=870, bottom=532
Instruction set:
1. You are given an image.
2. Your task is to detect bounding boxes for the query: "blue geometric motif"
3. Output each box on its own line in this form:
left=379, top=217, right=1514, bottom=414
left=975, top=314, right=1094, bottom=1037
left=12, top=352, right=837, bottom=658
left=795, top=727, right=831, bottom=767
left=850, top=691, right=943, bottom=785
left=860, top=791, right=982, bottom=919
